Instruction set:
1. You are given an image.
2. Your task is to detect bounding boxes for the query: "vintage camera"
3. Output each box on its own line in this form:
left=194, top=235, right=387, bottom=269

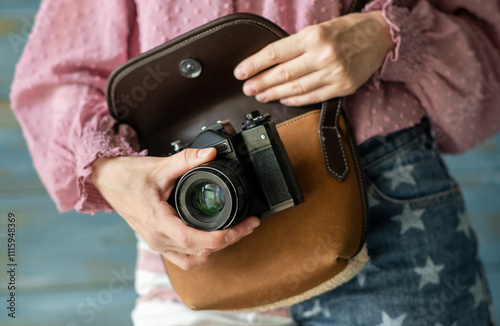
left=171, top=110, right=303, bottom=231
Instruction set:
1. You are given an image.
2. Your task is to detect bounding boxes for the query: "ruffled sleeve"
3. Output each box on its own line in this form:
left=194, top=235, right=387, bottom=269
left=365, top=0, right=500, bottom=153
left=10, top=0, right=146, bottom=214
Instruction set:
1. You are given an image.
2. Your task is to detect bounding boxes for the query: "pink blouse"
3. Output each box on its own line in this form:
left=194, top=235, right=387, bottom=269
left=10, top=0, right=500, bottom=214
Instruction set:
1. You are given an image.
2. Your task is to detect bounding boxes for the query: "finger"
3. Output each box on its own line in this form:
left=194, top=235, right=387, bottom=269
left=164, top=148, right=217, bottom=180
left=158, top=214, right=261, bottom=253
left=149, top=240, right=213, bottom=256
left=280, top=84, right=342, bottom=107
left=162, top=251, right=212, bottom=270
left=253, top=69, right=328, bottom=103
left=241, top=54, right=316, bottom=97
left=257, top=61, right=361, bottom=105
left=234, top=35, right=305, bottom=81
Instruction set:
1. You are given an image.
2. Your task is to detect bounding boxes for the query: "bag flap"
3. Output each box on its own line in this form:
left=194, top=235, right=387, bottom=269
left=106, top=13, right=320, bottom=157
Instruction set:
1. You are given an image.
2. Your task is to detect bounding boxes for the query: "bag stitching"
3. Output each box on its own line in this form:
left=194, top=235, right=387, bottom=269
left=277, top=110, right=320, bottom=128
left=165, top=19, right=284, bottom=52
left=277, top=108, right=349, bottom=180
left=109, top=18, right=285, bottom=114
left=320, top=100, right=349, bottom=180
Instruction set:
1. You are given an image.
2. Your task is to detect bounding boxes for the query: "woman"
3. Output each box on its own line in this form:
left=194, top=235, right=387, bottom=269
left=11, top=0, right=499, bottom=324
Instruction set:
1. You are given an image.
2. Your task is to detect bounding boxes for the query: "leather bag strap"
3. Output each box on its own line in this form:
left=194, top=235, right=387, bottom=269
left=320, top=0, right=368, bottom=180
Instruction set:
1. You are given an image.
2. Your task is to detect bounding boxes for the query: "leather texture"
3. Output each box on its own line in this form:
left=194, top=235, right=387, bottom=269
left=106, top=11, right=368, bottom=312
left=319, top=99, right=349, bottom=180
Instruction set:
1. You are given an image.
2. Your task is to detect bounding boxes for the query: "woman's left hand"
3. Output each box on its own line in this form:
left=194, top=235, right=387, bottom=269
left=234, top=11, right=395, bottom=107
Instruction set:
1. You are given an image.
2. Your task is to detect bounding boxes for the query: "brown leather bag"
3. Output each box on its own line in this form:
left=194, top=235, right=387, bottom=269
left=106, top=8, right=368, bottom=312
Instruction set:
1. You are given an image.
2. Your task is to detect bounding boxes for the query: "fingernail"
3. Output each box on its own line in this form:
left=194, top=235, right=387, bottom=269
left=225, top=229, right=239, bottom=243
left=246, top=218, right=260, bottom=232
left=235, top=67, right=247, bottom=79
left=197, top=148, right=213, bottom=158
left=243, top=83, right=257, bottom=96
left=256, top=92, right=268, bottom=102
left=280, top=98, right=289, bottom=105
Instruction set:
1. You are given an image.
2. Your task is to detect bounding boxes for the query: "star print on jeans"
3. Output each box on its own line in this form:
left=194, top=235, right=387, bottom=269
left=302, top=299, right=331, bottom=319
left=469, top=274, right=487, bottom=308
left=376, top=311, right=407, bottom=326
left=382, top=157, right=417, bottom=190
left=392, top=204, right=426, bottom=234
left=414, top=257, right=445, bottom=289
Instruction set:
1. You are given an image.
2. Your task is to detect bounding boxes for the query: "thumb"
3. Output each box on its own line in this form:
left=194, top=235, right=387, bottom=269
left=166, top=148, right=217, bottom=179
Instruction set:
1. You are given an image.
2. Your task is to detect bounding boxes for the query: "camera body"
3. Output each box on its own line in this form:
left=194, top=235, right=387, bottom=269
left=172, top=110, right=303, bottom=231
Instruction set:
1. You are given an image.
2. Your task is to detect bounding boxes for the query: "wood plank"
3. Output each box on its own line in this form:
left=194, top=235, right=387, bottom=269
left=0, top=286, right=136, bottom=326
left=0, top=191, right=138, bottom=326
left=443, top=135, right=500, bottom=270
left=0, top=1, right=40, bottom=98
left=486, top=269, right=500, bottom=322
left=443, top=133, right=500, bottom=171
left=0, top=193, right=138, bottom=288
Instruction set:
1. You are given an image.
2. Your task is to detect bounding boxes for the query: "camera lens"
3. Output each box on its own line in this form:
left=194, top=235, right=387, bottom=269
left=194, top=182, right=226, bottom=216
left=175, top=161, right=250, bottom=231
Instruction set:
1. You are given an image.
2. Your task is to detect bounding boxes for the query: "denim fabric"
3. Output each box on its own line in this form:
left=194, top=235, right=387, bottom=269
left=290, top=120, right=496, bottom=326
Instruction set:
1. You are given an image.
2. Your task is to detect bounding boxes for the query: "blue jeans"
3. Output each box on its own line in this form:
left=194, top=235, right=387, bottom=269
left=290, top=120, right=496, bottom=325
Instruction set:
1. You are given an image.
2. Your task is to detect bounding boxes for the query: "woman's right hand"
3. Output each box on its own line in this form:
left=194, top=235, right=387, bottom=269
left=90, top=148, right=260, bottom=270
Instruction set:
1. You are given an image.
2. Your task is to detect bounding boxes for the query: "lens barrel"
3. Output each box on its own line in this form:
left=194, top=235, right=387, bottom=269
left=175, top=161, right=249, bottom=231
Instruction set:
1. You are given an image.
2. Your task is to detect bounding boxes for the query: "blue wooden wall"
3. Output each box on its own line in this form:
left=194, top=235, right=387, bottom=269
left=0, top=2, right=137, bottom=325
left=0, top=1, right=499, bottom=325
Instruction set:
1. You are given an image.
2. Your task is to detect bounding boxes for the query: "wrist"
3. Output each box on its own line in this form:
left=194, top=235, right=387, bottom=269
left=368, top=10, right=396, bottom=57
left=90, top=155, right=162, bottom=191
left=90, top=156, right=133, bottom=191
